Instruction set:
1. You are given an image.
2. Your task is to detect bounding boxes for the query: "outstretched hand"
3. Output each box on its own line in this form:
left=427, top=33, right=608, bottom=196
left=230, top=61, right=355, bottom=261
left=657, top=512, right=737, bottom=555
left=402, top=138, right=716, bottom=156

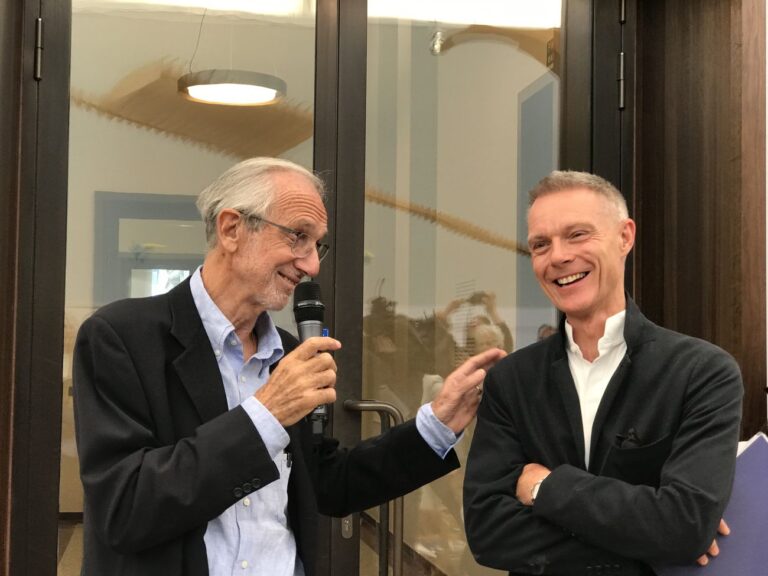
left=431, top=347, right=506, bottom=433
left=255, top=336, right=342, bottom=426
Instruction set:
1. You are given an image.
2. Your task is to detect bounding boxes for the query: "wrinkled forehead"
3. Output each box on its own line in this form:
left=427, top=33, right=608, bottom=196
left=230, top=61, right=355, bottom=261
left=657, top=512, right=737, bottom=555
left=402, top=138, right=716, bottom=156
left=270, top=174, right=328, bottom=233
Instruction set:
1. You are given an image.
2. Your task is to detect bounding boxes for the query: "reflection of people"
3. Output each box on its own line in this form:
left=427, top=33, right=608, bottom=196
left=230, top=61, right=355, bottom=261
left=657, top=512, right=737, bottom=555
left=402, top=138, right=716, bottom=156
left=537, top=323, right=557, bottom=341
left=435, top=291, right=513, bottom=365
left=73, top=157, right=505, bottom=576
left=465, top=291, right=513, bottom=353
left=464, top=171, right=743, bottom=574
left=470, top=321, right=504, bottom=354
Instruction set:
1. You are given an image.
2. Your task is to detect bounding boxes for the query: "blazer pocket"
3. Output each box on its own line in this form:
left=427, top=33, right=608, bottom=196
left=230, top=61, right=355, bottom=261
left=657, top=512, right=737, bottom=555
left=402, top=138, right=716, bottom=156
left=600, top=433, right=673, bottom=487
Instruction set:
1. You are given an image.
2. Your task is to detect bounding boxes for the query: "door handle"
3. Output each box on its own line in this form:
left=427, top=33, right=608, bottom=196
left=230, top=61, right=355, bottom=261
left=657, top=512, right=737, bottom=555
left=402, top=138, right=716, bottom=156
left=343, top=399, right=405, bottom=576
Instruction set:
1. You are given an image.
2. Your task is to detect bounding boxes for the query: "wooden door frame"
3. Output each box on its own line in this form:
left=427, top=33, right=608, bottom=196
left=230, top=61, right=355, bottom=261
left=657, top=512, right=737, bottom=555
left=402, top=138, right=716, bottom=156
left=0, top=0, right=71, bottom=573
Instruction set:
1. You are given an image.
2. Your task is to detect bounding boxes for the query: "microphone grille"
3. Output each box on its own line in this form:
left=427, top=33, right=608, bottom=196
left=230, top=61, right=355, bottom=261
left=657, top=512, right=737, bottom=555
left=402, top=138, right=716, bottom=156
left=294, top=280, right=322, bottom=303
left=293, top=281, right=325, bottom=324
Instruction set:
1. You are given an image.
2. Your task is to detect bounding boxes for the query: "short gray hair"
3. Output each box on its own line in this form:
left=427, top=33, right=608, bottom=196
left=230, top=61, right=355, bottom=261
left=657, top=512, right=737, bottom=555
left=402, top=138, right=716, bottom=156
left=528, top=170, right=628, bottom=220
left=196, top=157, right=326, bottom=248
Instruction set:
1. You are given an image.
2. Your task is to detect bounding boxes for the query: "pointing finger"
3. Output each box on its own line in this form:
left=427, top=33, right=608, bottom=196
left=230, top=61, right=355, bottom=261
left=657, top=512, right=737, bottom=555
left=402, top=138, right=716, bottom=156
left=455, top=348, right=505, bottom=376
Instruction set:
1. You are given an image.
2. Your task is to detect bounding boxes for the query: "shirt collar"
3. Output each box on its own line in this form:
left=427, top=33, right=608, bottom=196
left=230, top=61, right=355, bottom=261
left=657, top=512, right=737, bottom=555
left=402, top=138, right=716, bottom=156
left=564, top=309, right=627, bottom=358
left=189, top=267, right=283, bottom=363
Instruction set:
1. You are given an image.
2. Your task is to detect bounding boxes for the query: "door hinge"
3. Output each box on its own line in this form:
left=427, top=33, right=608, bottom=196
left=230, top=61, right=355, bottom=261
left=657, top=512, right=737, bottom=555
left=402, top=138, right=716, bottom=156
left=34, top=17, right=43, bottom=81
left=618, top=51, right=625, bottom=110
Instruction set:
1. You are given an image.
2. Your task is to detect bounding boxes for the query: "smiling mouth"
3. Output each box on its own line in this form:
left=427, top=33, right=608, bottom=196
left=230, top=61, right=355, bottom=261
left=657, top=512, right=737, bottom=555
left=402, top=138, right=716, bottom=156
left=555, top=272, right=588, bottom=287
left=278, top=272, right=300, bottom=287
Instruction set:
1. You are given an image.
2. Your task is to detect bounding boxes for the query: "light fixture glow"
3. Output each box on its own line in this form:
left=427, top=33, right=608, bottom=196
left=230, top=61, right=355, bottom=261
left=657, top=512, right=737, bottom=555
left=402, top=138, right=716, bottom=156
left=369, top=0, right=562, bottom=29
left=178, top=69, right=286, bottom=106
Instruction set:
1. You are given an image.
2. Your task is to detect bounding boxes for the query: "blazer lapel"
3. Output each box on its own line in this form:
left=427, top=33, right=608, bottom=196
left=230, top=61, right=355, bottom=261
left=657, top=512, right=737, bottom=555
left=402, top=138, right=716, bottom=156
left=587, top=296, right=654, bottom=472
left=551, top=354, right=586, bottom=467
left=168, top=280, right=228, bottom=423
left=588, top=354, right=631, bottom=472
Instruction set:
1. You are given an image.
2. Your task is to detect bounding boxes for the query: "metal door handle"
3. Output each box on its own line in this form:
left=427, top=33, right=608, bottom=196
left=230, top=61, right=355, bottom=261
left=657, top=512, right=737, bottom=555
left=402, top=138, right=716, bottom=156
left=343, top=399, right=405, bottom=576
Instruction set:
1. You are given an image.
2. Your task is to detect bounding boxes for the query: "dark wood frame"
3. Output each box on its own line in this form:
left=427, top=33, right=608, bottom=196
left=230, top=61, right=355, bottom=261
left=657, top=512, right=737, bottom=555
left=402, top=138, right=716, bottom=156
left=0, top=0, right=72, bottom=573
left=313, top=0, right=369, bottom=572
left=738, top=0, right=767, bottom=438
left=634, top=0, right=766, bottom=439
left=0, top=1, right=24, bottom=569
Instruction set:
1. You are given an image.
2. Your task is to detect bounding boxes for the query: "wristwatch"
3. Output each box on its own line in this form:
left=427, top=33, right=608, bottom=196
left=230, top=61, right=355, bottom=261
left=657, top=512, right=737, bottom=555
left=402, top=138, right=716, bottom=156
left=531, top=480, right=543, bottom=504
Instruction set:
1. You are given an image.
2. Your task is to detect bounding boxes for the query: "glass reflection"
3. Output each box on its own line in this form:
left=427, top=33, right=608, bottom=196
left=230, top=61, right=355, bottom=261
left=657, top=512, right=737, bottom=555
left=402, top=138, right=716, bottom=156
left=59, top=1, right=317, bottom=573
left=362, top=2, right=561, bottom=574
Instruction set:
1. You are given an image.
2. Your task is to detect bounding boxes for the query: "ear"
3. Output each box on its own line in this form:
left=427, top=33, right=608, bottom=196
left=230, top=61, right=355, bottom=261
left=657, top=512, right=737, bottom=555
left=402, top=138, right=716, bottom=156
left=619, top=218, right=636, bottom=255
left=217, top=209, right=244, bottom=253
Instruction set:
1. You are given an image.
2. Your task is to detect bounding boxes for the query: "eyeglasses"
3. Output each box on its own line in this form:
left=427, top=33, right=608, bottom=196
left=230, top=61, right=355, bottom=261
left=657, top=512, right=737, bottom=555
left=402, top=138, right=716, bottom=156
left=240, top=212, right=329, bottom=262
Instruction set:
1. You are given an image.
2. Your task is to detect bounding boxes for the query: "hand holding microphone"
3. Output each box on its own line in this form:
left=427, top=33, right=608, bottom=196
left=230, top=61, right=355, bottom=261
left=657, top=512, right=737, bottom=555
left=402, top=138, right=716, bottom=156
left=293, top=281, right=333, bottom=436
left=254, top=282, right=340, bottom=428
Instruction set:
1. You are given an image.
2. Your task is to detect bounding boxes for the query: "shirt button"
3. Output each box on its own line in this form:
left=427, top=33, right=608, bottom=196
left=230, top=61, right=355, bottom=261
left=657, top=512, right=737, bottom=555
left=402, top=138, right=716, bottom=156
left=241, top=560, right=249, bottom=569
left=243, top=497, right=251, bottom=507
left=214, top=349, right=221, bottom=357
left=240, top=375, right=246, bottom=382
left=230, top=338, right=238, bottom=346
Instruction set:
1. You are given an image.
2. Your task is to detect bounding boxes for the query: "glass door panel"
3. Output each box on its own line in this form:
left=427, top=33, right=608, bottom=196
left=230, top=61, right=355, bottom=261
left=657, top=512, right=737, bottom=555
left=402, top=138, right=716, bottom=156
left=362, top=3, right=561, bottom=575
left=59, top=2, right=317, bottom=572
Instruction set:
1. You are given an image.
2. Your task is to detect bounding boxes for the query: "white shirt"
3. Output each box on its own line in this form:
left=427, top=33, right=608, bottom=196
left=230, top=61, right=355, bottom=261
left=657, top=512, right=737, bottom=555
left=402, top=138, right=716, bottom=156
left=564, top=310, right=627, bottom=467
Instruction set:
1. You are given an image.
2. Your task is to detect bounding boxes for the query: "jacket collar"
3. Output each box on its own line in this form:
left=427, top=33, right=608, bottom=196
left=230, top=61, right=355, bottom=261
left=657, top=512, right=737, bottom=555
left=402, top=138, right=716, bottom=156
left=552, top=293, right=657, bottom=470
left=168, top=278, right=229, bottom=422
left=554, top=293, right=654, bottom=359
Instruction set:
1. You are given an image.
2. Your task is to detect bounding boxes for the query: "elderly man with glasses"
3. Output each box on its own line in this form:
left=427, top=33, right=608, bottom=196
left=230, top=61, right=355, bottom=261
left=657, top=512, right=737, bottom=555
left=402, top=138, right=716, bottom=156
left=73, top=157, right=505, bottom=576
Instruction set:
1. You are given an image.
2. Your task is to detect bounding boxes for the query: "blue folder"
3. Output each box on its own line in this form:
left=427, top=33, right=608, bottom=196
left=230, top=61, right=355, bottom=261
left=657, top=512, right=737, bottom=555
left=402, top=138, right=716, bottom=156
left=655, top=434, right=768, bottom=575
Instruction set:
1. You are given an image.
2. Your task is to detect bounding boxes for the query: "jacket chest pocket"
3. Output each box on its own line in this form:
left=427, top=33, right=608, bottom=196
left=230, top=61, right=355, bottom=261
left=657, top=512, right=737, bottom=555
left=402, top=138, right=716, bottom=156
left=599, top=433, right=673, bottom=487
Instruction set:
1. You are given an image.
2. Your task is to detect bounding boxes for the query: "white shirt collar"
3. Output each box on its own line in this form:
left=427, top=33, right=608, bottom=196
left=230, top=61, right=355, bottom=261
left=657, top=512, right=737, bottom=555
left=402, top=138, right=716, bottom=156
left=564, top=309, right=627, bottom=360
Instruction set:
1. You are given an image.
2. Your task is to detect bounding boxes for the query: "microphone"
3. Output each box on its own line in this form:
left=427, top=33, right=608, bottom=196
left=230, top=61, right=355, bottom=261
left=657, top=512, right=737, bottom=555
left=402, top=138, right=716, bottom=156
left=293, top=281, right=328, bottom=437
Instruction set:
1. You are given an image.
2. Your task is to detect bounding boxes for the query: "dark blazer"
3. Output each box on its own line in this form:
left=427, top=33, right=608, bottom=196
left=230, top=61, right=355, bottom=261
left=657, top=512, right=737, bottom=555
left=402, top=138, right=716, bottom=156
left=464, top=297, right=743, bottom=576
left=73, top=279, right=458, bottom=576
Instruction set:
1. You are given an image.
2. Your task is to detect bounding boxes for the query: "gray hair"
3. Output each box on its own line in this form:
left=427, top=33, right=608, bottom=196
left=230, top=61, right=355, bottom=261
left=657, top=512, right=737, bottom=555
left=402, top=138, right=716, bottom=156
left=196, top=157, right=326, bottom=248
left=528, top=170, right=629, bottom=220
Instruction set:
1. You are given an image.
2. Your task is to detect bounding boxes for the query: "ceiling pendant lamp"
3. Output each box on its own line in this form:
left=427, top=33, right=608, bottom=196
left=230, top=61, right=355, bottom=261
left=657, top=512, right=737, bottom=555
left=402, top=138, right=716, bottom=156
left=178, top=8, right=286, bottom=107
left=178, top=69, right=286, bottom=106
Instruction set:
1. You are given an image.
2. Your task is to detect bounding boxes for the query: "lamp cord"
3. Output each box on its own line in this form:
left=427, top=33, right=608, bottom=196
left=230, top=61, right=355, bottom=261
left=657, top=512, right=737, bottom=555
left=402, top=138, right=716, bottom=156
left=188, top=8, right=208, bottom=73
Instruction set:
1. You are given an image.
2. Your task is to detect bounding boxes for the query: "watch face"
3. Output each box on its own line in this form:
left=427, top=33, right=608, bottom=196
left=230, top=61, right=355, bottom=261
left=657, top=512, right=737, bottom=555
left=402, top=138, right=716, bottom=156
left=532, top=481, right=542, bottom=502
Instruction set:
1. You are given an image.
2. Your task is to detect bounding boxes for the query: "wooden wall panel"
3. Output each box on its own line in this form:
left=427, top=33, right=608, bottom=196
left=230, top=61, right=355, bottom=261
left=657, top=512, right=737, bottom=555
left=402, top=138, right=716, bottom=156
left=635, top=0, right=766, bottom=438
left=739, top=0, right=767, bottom=437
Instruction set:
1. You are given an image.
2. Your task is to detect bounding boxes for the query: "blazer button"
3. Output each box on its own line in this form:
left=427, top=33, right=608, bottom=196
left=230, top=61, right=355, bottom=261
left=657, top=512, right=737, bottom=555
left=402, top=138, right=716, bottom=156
left=242, top=482, right=253, bottom=494
left=233, top=487, right=243, bottom=499
left=251, top=478, right=261, bottom=489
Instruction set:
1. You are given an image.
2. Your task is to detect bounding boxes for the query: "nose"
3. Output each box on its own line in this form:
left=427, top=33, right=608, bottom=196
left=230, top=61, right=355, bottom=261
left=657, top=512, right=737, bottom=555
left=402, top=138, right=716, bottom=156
left=549, top=238, right=573, bottom=265
left=295, top=246, right=321, bottom=277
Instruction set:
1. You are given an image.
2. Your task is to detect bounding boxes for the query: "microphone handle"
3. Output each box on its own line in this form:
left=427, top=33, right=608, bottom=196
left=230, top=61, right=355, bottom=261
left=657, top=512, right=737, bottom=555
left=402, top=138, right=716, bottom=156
left=297, top=320, right=324, bottom=342
left=297, top=320, right=328, bottom=436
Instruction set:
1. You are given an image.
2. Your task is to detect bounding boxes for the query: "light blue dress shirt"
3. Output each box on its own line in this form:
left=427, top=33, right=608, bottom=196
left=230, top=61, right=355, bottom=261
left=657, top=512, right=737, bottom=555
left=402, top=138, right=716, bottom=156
left=190, top=268, right=459, bottom=575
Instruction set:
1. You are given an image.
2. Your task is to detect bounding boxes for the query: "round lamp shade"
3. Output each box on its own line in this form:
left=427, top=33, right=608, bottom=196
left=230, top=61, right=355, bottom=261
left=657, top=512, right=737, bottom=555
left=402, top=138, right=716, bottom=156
left=178, top=69, right=287, bottom=106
